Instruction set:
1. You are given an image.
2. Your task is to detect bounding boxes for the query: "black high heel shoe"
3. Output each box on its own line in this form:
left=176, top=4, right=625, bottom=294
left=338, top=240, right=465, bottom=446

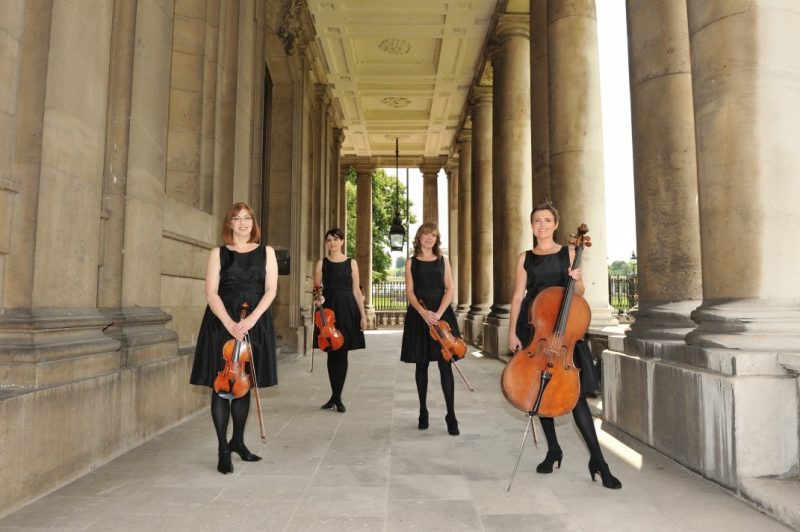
left=588, top=461, right=622, bottom=489
left=320, top=398, right=336, bottom=410
left=217, top=450, right=233, bottom=474
left=333, top=400, right=346, bottom=413
left=445, top=414, right=459, bottom=436
left=536, top=449, right=563, bottom=473
left=229, top=440, right=262, bottom=462
left=418, top=409, right=429, bottom=430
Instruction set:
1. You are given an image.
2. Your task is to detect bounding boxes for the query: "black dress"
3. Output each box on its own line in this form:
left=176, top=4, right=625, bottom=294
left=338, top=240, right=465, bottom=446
left=401, top=256, right=461, bottom=363
left=313, top=258, right=365, bottom=351
left=514, top=247, right=598, bottom=394
left=190, top=246, right=278, bottom=388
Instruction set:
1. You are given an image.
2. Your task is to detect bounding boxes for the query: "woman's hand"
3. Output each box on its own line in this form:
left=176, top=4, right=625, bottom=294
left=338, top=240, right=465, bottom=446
left=426, top=309, right=441, bottom=326
left=225, top=320, right=245, bottom=342
left=360, top=316, right=367, bottom=331
left=568, top=267, right=582, bottom=282
left=315, top=294, right=325, bottom=306
left=508, top=332, right=522, bottom=352
left=232, top=314, right=257, bottom=339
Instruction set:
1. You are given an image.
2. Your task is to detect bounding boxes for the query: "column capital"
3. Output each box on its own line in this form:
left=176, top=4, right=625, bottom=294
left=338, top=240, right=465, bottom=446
left=332, top=128, right=345, bottom=148
left=495, top=14, right=530, bottom=42
left=470, top=85, right=493, bottom=107
left=456, top=129, right=473, bottom=146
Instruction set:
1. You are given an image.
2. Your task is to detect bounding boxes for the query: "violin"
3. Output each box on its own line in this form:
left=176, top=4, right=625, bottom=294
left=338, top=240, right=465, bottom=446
left=420, top=301, right=466, bottom=361
left=214, top=303, right=252, bottom=400
left=314, top=284, right=345, bottom=351
left=500, top=224, right=592, bottom=418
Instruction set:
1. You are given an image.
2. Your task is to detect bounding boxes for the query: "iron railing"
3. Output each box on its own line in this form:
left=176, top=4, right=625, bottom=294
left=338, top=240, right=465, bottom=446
left=371, top=281, right=408, bottom=311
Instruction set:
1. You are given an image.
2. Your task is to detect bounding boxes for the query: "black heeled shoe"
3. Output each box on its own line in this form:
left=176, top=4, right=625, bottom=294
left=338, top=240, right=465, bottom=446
left=536, top=448, right=563, bottom=473
left=588, top=461, right=622, bottom=489
left=320, top=398, right=336, bottom=410
left=217, top=450, right=233, bottom=474
left=333, top=400, right=346, bottom=413
left=229, top=440, right=262, bottom=462
left=445, top=414, right=459, bottom=436
left=418, top=409, right=429, bottom=430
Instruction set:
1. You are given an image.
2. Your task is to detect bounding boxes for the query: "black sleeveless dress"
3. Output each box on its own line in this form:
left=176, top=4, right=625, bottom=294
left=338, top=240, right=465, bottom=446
left=313, top=258, right=365, bottom=351
left=400, top=256, right=461, bottom=363
left=190, top=246, right=278, bottom=388
left=514, top=247, right=598, bottom=394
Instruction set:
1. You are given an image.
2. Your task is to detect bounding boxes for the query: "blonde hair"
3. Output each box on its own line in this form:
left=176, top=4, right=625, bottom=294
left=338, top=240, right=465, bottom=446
left=412, top=222, right=442, bottom=257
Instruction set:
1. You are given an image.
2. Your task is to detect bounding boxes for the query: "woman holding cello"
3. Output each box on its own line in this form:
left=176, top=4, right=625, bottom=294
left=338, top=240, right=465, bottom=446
left=400, top=222, right=461, bottom=436
left=190, top=202, right=278, bottom=474
left=313, top=228, right=366, bottom=413
left=506, top=202, right=621, bottom=489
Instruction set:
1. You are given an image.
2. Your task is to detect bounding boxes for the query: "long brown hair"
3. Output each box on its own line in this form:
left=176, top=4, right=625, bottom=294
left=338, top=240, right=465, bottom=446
left=221, top=202, right=261, bottom=245
left=412, top=222, right=442, bottom=257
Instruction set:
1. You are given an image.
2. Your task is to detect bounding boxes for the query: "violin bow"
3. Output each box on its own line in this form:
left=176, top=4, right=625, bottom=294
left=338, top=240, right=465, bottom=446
left=246, top=332, right=267, bottom=441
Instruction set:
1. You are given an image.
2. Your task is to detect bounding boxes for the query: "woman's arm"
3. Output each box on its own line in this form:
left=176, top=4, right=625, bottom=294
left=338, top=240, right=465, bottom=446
left=568, top=246, right=585, bottom=296
left=350, top=259, right=367, bottom=331
left=507, top=252, right=528, bottom=352
left=435, top=255, right=455, bottom=319
left=205, top=248, right=239, bottom=339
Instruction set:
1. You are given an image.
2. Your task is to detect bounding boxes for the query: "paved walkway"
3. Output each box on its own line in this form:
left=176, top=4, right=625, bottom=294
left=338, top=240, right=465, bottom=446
left=0, top=330, right=790, bottom=531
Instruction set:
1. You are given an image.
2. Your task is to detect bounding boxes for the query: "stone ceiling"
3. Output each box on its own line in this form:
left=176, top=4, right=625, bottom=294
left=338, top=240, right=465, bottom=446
left=306, top=0, right=503, bottom=159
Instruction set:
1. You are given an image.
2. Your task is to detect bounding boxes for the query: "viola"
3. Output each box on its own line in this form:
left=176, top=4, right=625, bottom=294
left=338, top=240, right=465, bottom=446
left=500, top=224, right=592, bottom=418
left=421, top=301, right=466, bottom=361
left=214, top=303, right=252, bottom=400
left=314, top=284, right=345, bottom=351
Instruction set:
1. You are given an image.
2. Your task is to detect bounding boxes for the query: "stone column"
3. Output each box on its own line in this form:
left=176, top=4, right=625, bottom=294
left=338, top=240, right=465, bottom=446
left=446, top=158, right=459, bottom=306
left=456, top=130, right=473, bottom=327
left=354, top=163, right=376, bottom=329
left=530, top=0, right=550, bottom=204
left=484, top=15, right=532, bottom=359
left=547, top=0, right=616, bottom=328
left=420, top=161, right=440, bottom=225
left=330, top=129, right=344, bottom=229
left=625, top=0, right=702, bottom=348
left=466, top=86, right=493, bottom=346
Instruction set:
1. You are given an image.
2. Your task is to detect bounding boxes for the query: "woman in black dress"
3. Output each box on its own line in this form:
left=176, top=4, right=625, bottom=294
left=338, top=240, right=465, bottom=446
left=507, top=202, right=621, bottom=489
left=190, top=202, right=278, bottom=474
left=401, top=222, right=461, bottom=436
left=313, top=228, right=366, bottom=413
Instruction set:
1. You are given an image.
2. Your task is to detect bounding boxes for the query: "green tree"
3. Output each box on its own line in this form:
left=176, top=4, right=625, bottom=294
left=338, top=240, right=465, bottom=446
left=608, top=260, right=631, bottom=277
left=345, top=167, right=416, bottom=282
left=395, top=256, right=406, bottom=269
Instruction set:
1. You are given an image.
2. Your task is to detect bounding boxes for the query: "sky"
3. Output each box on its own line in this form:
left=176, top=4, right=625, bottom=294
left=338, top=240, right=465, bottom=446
left=385, top=0, right=635, bottom=265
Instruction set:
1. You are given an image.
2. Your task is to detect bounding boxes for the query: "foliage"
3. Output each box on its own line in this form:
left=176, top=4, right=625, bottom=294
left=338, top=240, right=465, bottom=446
left=345, top=167, right=416, bottom=282
left=395, top=256, right=406, bottom=269
left=608, top=260, right=634, bottom=277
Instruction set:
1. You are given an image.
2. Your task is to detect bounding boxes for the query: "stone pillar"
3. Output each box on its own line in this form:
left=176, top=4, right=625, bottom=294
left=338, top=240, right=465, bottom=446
left=530, top=0, right=550, bottom=204
left=354, top=164, right=376, bottom=329
left=420, top=161, right=440, bottom=225
left=99, top=0, right=178, bottom=366
left=446, top=158, right=459, bottom=306
left=466, top=86, right=493, bottom=346
left=624, top=0, right=702, bottom=348
left=484, top=15, right=532, bottom=359
left=330, top=129, right=344, bottom=229
left=456, top=130, right=473, bottom=329
left=547, top=0, right=616, bottom=328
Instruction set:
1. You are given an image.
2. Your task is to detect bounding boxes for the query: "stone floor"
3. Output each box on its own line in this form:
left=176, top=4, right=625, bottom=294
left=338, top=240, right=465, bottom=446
left=0, top=330, right=791, bottom=531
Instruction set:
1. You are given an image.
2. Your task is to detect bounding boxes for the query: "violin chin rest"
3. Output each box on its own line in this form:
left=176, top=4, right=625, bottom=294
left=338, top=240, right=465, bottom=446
left=216, top=391, right=236, bottom=400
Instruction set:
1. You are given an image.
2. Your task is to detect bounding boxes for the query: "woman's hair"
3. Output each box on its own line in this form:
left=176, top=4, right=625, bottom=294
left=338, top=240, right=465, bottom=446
left=221, top=202, right=261, bottom=245
left=325, top=227, right=345, bottom=253
left=412, top=222, right=442, bottom=257
left=530, top=202, right=559, bottom=224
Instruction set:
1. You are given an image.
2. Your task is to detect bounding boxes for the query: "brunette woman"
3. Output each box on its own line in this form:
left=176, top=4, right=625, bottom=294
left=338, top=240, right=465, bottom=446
left=507, top=202, right=621, bottom=489
left=190, top=202, right=278, bottom=474
left=400, top=222, right=461, bottom=435
left=313, top=228, right=367, bottom=413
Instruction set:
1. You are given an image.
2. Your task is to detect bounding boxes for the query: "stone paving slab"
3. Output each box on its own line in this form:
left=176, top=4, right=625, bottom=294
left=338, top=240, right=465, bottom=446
left=0, top=330, right=791, bottom=531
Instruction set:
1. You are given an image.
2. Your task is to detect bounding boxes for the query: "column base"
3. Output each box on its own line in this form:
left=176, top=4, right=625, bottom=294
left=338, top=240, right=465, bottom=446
left=99, top=307, right=178, bottom=367
left=482, top=314, right=511, bottom=359
left=465, top=306, right=490, bottom=349
left=602, top=342, right=798, bottom=489
left=627, top=300, right=699, bottom=344
left=365, top=305, right=377, bottom=330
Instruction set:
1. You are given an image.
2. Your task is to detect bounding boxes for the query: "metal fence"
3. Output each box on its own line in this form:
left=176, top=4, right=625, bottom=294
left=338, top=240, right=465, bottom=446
left=609, top=274, right=638, bottom=315
left=372, top=275, right=639, bottom=315
left=372, top=276, right=639, bottom=316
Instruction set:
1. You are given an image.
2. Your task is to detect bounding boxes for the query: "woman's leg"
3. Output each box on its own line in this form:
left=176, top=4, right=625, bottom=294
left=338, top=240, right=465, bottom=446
left=331, top=349, right=349, bottom=403
left=438, top=360, right=459, bottom=435
left=230, top=391, right=251, bottom=446
left=211, top=391, right=231, bottom=451
left=572, top=395, right=621, bottom=488
left=415, top=361, right=429, bottom=428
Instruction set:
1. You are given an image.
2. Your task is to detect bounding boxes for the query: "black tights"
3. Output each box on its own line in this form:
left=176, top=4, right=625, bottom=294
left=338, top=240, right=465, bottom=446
left=211, top=391, right=250, bottom=452
left=415, top=360, right=455, bottom=417
left=539, top=395, right=606, bottom=463
left=326, top=349, right=349, bottom=402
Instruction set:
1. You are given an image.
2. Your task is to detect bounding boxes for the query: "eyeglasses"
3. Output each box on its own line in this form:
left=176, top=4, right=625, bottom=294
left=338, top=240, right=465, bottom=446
left=231, top=216, right=253, bottom=223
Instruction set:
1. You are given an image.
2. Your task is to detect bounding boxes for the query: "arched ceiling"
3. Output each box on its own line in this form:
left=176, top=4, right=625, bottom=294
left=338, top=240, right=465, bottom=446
left=306, top=0, right=504, bottom=159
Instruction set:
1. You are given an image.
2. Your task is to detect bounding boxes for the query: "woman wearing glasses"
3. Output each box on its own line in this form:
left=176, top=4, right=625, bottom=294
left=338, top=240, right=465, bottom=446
left=190, top=202, right=278, bottom=474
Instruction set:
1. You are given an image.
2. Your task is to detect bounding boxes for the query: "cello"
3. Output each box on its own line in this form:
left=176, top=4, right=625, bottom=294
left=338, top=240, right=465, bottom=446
left=313, top=284, right=345, bottom=351
left=501, top=224, right=592, bottom=418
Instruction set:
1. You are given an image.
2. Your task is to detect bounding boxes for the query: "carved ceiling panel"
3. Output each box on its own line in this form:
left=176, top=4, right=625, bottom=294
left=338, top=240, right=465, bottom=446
left=307, top=0, right=498, bottom=158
